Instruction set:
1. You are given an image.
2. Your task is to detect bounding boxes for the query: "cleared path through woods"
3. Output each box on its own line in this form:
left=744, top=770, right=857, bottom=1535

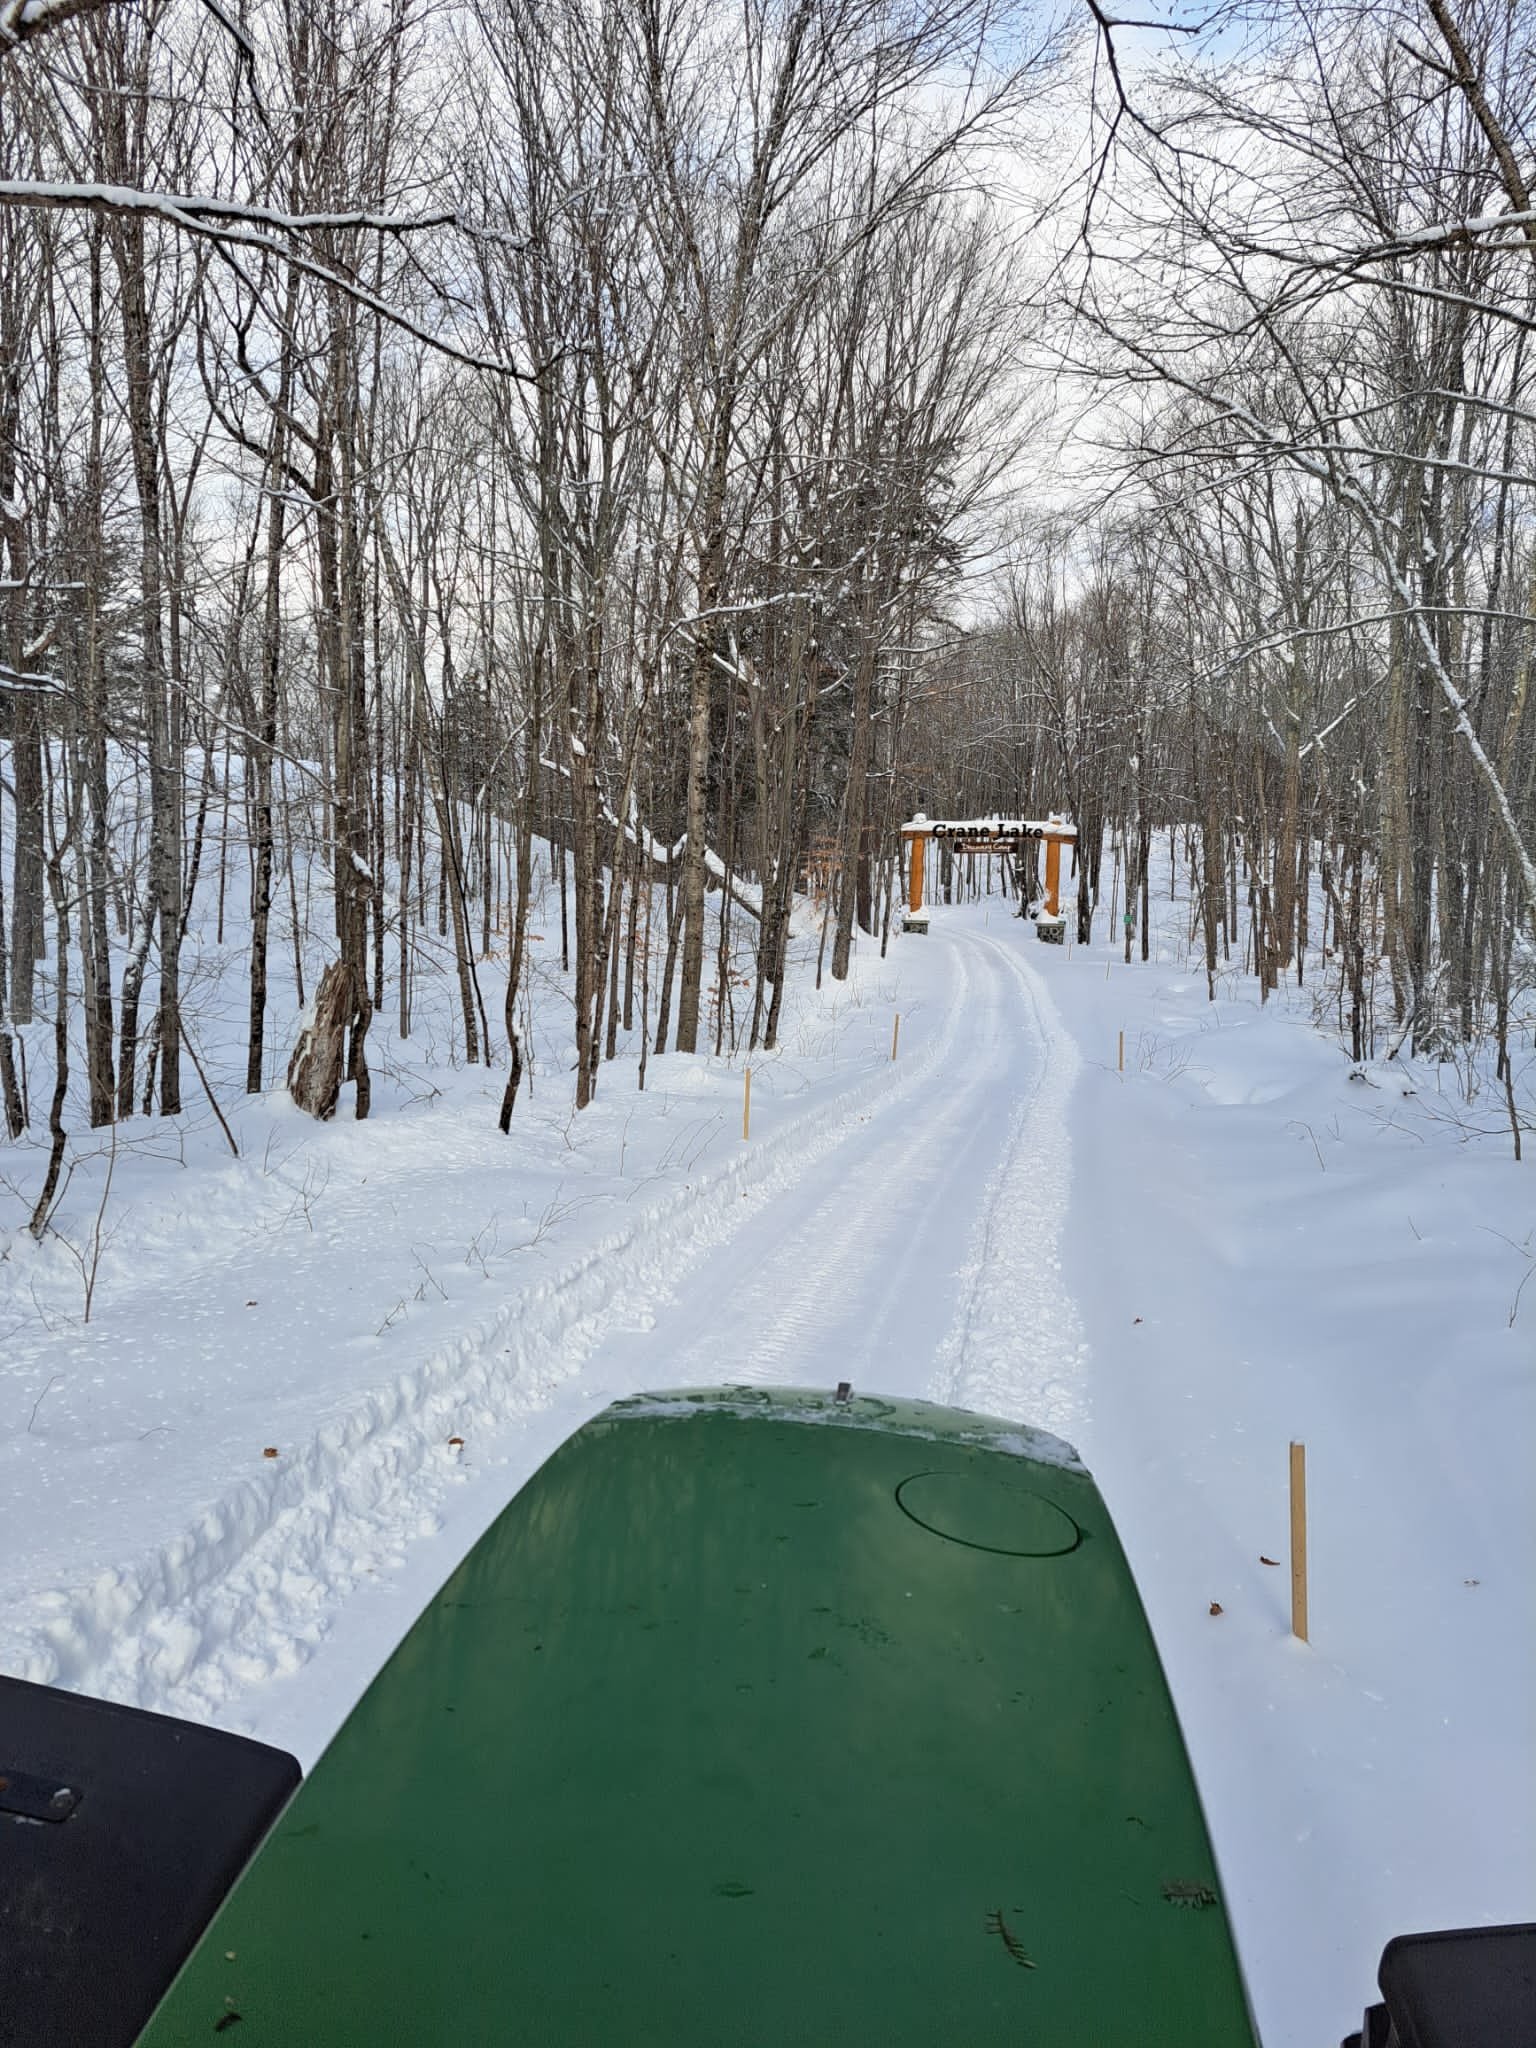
left=4, top=924, right=1084, bottom=1764
left=608, top=929, right=1084, bottom=1413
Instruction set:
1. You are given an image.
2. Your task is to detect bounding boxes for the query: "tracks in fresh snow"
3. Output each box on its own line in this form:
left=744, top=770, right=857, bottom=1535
left=928, top=935, right=1089, bottom=1436
left=619, top=934, right=1084, bottom=1411
left=4, top=926, right=1087, bottom=1747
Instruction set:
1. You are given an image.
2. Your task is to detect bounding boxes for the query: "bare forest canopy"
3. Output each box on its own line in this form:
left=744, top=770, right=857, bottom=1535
left=0, top=0, right=1531, bottom=1177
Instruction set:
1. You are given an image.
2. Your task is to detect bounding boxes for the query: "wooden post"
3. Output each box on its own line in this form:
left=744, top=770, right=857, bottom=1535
left=1044, top=836, right=1061, bottom=917
left=1118, top=1029, right=1124, bottom=1074
left=742, top=1066, right=752, bottom=1142
left=891, top=1013, right=901, bottom=1061
left=1289, top=1441, right=1309, bottom=1642
left=908, top=833, right=926, bottom=914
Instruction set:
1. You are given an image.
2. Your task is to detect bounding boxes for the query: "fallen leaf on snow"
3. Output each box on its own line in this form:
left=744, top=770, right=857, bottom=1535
left=262, top=1447, right=279, bottom=1459
left=1208, top=1602, right=1223, bottom=1616
left=1259, top=1556, right=1280, bottom=1567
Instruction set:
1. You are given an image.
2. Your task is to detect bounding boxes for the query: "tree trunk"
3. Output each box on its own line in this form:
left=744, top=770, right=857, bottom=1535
left=287, top=960, right=358, bottom=1122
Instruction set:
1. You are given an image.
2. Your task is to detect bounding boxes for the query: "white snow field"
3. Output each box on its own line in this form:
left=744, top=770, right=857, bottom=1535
left=2, top=858, right=1532, bottom=2048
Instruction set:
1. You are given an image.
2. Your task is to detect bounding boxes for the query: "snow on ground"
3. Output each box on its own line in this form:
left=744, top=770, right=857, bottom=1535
left=2, top=840, right=1532, bottom=2048
left=1042, top=884, right=1535, bottom=2047
left=0, top=876, right=941, bottom=1721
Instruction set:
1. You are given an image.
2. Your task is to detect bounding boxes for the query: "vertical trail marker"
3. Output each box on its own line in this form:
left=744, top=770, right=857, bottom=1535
left=1118, top=1030, right=1125, bottom=1074
left=1290, top=1441, right=1309, bottom=1642
left=742, top=1067, right=752, bottom=1142
left=891, top=1013, right=901, bottom=1062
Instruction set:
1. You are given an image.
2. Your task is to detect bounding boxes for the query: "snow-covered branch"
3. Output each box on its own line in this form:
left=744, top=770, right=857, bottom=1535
left=0, top=183, right=538, bottom=381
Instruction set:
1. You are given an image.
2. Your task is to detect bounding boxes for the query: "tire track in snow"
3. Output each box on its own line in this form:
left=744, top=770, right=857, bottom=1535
left=8, top=949, right=977, bottom=1723
left=926, top=934, right=1090, bottom=1440
left=643, top=936, right=1030, bottom=1396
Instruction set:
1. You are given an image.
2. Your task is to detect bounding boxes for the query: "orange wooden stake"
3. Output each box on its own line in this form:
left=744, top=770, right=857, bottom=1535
left=1118, top=1029, right=1125, bottom=1074
left=1289, top=1441, right=1309, bottom=1642
left=891, top=1013, right=901, bottom=1062
left=742, top=1066, right=752, bottom=1142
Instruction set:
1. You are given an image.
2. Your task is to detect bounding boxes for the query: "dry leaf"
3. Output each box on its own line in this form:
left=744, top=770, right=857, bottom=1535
left=447, top=1436, right=465, bottom=1449
left=262, top=1447, right=279, bottom=1459
left=1133, top=1316, right=1144, bottom=1326
left=1208, top=1601, right=1223, bottom=1616
left=1259, top=1556, right=1280, bottom=1567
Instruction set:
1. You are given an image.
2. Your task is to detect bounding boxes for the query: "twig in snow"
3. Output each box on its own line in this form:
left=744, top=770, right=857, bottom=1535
left=464, top=1218, right=503, bottom=1277
left=80, top=1117, right=119, bottom=1324
left=1288, top=1121, right=1327, bottom=1172
left=180, top=1022, right=240, bottom=1157
left=1479, top=1226, right=1535, bottom=1328
left=26, top=1373, right=62, bottom=1433
left=411, top=1251, right=446, bottom=1301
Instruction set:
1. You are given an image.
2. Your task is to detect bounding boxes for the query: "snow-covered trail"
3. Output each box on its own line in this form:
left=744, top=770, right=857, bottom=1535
left=3, top=920, right=1084, bottom=1769
left=587, top=932, right=1076, bottom=1403
left=7, top=864, right=1528, bottom=2048
left=244, top=921, right=1088, bottom=1761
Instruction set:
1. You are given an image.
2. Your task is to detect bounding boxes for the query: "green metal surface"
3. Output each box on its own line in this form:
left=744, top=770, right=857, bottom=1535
left=138, top=1389, right=1258, bottom=2045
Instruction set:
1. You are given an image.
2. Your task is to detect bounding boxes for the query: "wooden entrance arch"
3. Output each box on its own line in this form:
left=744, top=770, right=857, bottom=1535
left=900, top=814, right=1077, bottom=941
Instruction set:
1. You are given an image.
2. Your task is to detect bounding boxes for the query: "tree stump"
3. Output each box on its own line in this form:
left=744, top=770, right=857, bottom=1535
left=286, top=961, right=356, bottom=1120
